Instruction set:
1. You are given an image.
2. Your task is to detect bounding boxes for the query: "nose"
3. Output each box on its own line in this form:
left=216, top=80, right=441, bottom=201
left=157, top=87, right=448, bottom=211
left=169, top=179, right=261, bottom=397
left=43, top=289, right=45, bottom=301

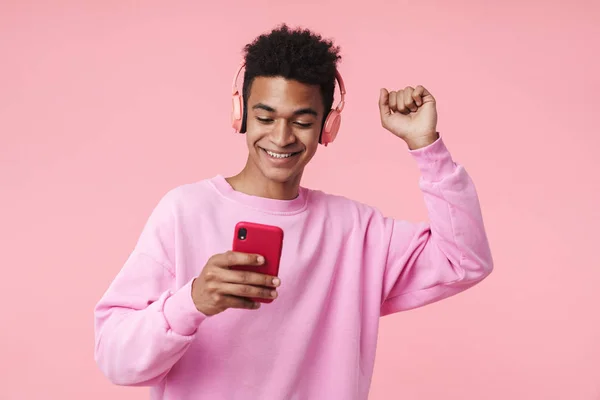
left=269, top=119, right=296, bottom=147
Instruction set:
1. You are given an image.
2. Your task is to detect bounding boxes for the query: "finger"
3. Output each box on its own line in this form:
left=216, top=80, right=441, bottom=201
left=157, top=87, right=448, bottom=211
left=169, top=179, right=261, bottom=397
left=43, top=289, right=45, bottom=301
left=219, top=268, right=281, bottom=287
left=396, top=90, right=410, bottom=114
left=403, top=86, right=418, bottom=112
left=412, top=85, right=425, bottom=106
left=420, top=86, right=435, bottom=103
left=212, top=251, right=265, bottom=269
left=378, top=88, right=391, bottom=118
left=220, top=294, right=261, bottom=310
left=220, top=283, right=278, bottom=300
left=389, top=90, right=399, bottom=113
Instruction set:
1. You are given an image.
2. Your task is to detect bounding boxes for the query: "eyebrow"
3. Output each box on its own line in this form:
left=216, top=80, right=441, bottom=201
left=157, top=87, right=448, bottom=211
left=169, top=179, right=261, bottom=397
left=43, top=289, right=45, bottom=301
left=252, top=103, right=318, bottom=117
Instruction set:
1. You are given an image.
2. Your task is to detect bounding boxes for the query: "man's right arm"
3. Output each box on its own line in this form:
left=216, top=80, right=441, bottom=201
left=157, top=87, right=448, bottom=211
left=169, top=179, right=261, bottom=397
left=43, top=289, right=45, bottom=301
left=94, top=190, right=206, bottom=386
left=94, top=250, right=206, bottom=386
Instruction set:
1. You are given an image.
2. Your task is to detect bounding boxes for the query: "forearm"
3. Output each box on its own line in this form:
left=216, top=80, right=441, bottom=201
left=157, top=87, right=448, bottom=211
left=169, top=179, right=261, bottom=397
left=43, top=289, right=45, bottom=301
left=381, top=136, right=493, bottom=314
left=411, top=136, right=493, bottom=281
left=94, top=274, right=205, bottom=386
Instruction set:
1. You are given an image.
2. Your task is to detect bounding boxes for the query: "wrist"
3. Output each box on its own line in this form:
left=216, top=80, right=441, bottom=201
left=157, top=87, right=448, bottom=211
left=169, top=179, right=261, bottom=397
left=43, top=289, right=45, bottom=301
left=408, top=135, right=456, bottom=181
left=163, top=278, right=207, bottom=335
left=405, top=132, right=439, bottom=150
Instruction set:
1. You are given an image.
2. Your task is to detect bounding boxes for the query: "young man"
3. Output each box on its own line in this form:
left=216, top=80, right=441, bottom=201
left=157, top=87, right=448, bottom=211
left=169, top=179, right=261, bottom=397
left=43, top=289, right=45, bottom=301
left=94, top=24, right=493, bottom=399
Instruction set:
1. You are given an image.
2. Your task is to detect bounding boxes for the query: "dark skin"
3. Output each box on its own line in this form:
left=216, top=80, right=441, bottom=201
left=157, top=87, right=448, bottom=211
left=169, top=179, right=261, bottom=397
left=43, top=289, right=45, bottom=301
left=191, top=77, right=439, bottom=316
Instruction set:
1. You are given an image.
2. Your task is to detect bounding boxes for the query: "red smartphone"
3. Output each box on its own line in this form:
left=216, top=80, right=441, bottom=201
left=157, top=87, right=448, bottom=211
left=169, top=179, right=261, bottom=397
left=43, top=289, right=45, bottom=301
left=230, top=221, right=284, bottom=303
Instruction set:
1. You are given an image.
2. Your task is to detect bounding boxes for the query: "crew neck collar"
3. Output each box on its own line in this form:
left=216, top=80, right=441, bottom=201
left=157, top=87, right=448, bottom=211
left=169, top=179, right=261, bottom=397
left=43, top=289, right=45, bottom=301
left=209, top=174, right=308, bottom=214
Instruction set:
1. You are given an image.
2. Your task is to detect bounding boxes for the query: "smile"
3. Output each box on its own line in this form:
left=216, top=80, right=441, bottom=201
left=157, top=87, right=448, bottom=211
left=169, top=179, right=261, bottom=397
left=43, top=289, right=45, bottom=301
left=262, top=148, right=301, bottom=159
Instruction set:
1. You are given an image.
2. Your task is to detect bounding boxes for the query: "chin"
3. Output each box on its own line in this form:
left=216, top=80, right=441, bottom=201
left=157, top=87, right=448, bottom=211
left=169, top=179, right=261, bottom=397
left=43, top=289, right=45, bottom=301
left=259, top=166, right=301, bottom=184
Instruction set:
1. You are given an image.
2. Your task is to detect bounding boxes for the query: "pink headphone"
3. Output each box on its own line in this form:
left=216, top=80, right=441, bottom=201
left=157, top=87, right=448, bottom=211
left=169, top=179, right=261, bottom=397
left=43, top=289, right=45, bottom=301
left=231, top=62, right=347, bottom=147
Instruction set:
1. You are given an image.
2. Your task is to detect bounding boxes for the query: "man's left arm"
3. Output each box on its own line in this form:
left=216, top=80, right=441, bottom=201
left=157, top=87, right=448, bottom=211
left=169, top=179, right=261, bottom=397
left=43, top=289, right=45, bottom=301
left=377, top=85, right=494, bottom=314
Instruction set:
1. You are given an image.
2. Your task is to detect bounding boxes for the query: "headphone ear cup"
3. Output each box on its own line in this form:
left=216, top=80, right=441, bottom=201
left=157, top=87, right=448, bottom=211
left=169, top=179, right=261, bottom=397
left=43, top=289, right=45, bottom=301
left=320, top=109, right=341, bottom=146
left=231, top=92, right=244, bottom=132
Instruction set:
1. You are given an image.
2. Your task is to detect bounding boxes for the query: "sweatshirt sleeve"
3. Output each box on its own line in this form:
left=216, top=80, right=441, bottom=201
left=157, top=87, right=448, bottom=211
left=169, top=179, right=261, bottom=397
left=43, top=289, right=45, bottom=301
left=94, top=190, right=206, bottom=386
left=380, top=135, right=493, bottom=315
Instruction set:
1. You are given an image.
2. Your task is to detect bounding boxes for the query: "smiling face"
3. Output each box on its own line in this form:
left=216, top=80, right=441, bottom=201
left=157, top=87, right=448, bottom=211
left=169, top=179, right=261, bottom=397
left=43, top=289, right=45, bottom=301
left=242, top=76, right=325, bottom=190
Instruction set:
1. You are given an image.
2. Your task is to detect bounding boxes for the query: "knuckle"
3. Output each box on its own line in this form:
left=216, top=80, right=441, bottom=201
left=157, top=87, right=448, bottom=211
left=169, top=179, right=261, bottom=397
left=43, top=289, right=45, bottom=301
left=211, top=293, right=222, bottom=304
left=240, top=271, right=250, bottom=283
left=224, top=251, right=235, bottom=264
left=205, top=281, right=218, bottom=292
left=240, top=285, right=251, bottom=294
left=204, top=268, right=216, bottom=281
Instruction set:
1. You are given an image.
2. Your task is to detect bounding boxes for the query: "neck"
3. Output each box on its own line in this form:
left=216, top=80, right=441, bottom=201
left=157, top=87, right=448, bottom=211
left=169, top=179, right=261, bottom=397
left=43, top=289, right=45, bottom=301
left=226, top=159, right=303, bottom=201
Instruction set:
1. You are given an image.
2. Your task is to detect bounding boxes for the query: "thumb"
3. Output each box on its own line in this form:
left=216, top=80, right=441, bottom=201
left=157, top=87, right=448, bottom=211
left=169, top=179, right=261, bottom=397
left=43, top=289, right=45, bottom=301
left=378, top=88, right=390, bottom=118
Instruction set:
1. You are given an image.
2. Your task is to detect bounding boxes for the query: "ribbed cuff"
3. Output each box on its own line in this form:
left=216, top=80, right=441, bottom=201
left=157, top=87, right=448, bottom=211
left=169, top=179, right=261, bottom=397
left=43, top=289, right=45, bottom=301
left=408, top=135, right=456, bottom=182
left=163, top=278, right=207, bottom=336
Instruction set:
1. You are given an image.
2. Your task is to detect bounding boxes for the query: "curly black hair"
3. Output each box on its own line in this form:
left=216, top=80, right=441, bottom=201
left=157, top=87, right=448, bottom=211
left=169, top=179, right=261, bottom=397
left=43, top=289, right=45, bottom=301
left=240, top=24, right=342, bottom=133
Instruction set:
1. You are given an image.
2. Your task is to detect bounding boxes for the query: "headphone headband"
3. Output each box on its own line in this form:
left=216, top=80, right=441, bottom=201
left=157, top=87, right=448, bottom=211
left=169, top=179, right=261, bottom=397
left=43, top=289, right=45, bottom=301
left=231, top=61, right=245, bottom=96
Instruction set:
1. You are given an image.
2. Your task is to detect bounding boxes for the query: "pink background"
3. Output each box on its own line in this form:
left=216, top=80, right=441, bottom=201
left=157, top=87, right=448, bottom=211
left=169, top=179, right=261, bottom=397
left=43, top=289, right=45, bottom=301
left=1, top=1, right=599, bottom=399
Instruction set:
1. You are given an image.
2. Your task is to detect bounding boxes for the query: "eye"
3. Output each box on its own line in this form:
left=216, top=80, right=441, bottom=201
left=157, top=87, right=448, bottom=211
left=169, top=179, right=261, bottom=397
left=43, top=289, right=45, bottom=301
left=294, top=122, right=313, bottom=128
left=256, top=117, right=273, bottom=124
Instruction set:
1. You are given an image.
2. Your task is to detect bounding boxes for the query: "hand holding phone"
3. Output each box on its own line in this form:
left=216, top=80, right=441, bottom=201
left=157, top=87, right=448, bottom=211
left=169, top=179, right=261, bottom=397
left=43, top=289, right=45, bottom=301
left=191, top=251, right=280, bottom=317
left=191, top=222, right=284, bottom=316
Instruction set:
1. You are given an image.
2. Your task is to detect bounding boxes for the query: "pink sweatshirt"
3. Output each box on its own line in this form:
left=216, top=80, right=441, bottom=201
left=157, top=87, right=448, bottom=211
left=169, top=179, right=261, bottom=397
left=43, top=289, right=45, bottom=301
left=94, top=137, right=493, bottom=399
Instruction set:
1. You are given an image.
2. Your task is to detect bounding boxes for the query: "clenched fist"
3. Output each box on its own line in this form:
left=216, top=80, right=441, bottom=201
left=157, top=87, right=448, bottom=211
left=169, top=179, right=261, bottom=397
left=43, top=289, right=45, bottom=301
left=379, top=85, right=439, bottom=150
left=192, top=251, right=280, bottom=316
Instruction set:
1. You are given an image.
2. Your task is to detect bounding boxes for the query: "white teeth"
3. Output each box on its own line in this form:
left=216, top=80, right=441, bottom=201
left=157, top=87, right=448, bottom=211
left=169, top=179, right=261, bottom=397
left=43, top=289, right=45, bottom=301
left=266, top=150, right=294, bottom=159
